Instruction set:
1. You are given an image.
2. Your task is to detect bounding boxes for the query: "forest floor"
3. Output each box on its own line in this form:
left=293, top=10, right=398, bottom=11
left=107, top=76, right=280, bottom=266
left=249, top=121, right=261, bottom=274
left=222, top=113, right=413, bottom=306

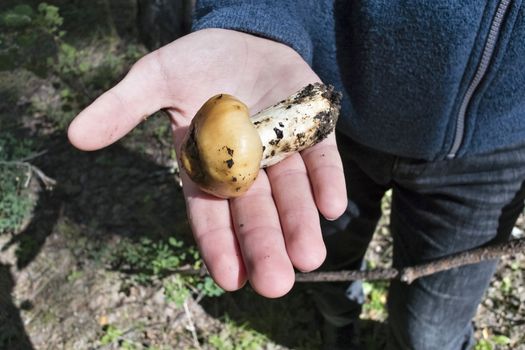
left=0, top=1, right=524, bottom=349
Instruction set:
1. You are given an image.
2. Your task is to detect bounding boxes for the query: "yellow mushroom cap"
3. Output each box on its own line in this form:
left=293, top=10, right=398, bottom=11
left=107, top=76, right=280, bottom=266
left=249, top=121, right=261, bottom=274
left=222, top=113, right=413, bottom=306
left=180, top=94, right=263, bottom=198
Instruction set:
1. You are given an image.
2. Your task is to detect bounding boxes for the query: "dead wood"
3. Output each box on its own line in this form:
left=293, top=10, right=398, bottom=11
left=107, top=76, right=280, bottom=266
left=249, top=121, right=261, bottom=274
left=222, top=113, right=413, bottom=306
left=294, top=238, right=525, bottom=284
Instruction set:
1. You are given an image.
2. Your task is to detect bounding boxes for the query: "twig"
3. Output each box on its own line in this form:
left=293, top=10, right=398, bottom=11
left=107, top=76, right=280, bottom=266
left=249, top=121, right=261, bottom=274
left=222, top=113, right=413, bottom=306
left=295, top=238, right=525, bottom=284
left=295, top=268, right=399, bottom=283
left=399, top=238, right=525, bottom=283
left=118, top=264, right=207, bottom=277
left=165, top=239, right=524, bottom=285
left=19, top=150, right=49, bottom=162
left=28, top=164, right=57, bottom=190
left=183, top=300, right=201, bottom=350
left=0, top=160, right=56, bottom=190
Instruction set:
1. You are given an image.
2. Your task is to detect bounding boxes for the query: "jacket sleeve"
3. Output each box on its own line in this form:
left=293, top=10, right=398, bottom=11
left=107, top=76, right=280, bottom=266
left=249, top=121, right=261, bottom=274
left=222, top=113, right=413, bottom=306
left=192, top=0, right=314, bottom=64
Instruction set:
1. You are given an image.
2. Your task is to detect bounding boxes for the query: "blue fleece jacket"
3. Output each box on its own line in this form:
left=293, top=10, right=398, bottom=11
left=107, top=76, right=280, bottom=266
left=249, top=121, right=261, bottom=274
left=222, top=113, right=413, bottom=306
left=192, top=1, right=525, bottom=160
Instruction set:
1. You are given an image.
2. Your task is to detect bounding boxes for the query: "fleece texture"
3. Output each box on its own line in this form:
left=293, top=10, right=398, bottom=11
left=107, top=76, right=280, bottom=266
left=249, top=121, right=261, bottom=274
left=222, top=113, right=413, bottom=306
left=193, top=0, right=525, bottom=160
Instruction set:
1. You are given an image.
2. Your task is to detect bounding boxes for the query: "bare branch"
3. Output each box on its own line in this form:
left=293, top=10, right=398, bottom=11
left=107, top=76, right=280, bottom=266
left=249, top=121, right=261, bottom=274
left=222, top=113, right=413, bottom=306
left=183, top=300, right=201, bottom=350
left=19, top=150, right=49, bottom=162
left=399, top=238, right=525, bottom=284
left=295, top=238, right=525, bottom=284
left=295, top=268, right=398, bottom=283
left=0, top=160, right=56, bottom=190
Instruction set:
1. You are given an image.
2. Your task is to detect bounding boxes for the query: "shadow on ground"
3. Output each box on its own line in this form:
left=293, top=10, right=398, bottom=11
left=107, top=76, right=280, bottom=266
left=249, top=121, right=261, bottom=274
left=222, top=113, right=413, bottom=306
left=201, top=284, right=389, bottom=349
left=1, top=124, right=191, bottom=347
left=0, top=263, right=34, bottom=350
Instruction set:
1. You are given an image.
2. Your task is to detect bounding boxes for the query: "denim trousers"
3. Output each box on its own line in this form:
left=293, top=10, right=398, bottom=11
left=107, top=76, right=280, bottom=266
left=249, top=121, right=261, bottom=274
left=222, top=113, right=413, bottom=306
left=311, top=133, right=525, bottom=350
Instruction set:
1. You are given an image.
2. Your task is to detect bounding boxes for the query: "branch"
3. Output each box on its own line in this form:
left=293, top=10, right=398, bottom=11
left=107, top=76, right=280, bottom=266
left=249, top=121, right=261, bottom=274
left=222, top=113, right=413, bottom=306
left=183, top=300, right=202, bottom=350
left=295, top=237, right=525, bottom=284
left=0, top=160, right=56, bottom=190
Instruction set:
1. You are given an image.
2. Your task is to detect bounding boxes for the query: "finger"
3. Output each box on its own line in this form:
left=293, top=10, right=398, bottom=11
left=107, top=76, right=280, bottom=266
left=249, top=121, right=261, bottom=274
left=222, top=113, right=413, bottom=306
left=181, top=172, right=247, bottom=291
left=301, top=133, right=347, bottom=220
left=68, top=50, right=175, bottom=151
left=265, top=153, right=327, bottom=272
left=229, top=172, right=295, bottom=298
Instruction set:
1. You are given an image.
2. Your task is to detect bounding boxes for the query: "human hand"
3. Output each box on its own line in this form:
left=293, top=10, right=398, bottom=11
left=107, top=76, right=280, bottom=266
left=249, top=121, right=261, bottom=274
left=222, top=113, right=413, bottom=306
left=68, top=29, right=347, bottom=298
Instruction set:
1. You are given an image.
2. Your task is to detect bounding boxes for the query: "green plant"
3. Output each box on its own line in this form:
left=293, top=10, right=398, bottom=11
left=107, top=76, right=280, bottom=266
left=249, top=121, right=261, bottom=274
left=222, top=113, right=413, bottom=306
left=66, top=269, right=83, bottom=283
left=163, top=274, right=225, bottom=308
left=475, top=335, right=511, bottom=350
left=207, top=318, right=269, bottom=350
left=362, top=281, right=388, bottom=321
left=99, top=324, right=159, bottom=349
left=100, top=324, right=123, bottom=345
left=110, top=236, right=224, bottom=305
left=1, top=3, right=70, bottom=127
left=0, top=3, right=63, bottom=74
left=500, top=276, right=512, bottom=295
left=163, top=275, right=191, bottom=307
left=0, top=187, right=31, bottom=234
left=0, top=133, right=36, bottom=234
left=1, top=2, right=147, bottom=129
left=0, top=133, right=34, bottom=161
left=120, top=340, right=138, bottom=350
left=112, top=237, right=185, bottom=282
left=197, top=276, right=225, bottom=297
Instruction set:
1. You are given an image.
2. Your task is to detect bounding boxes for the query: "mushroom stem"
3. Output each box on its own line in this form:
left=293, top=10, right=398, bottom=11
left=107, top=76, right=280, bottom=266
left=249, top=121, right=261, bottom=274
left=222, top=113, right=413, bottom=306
left=252, top=83, right=341, bottom=168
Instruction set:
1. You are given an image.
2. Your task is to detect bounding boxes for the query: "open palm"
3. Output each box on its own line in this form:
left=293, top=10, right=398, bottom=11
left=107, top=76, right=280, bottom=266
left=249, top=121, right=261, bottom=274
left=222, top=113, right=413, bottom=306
left=68, top=29, right=347, bottom=298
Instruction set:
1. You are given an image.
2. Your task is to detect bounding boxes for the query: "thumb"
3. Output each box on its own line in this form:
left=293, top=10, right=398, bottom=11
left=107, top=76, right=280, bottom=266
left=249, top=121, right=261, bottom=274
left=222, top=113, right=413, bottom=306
left=68, top=51, right=174, bottom=151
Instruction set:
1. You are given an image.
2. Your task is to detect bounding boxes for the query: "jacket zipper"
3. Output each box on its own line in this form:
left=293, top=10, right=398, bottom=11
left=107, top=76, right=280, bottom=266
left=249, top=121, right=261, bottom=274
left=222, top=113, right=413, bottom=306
left=447, top=0, right=512, bottom=159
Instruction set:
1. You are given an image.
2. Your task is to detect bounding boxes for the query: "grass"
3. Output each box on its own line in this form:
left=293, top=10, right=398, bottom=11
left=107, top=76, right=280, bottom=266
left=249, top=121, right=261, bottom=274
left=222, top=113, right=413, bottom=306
left=207, top=317, right=270, bottom=350
left=0, top=133, right=37, bottom=234
left=95, top=318, right=271, bottom=350
left=0, top=169, right=32, bottom=234
left=108, top=236, right=224, bottom=305
left=475, top=335, right=512, bottom=350
left=0, top=1, right=142, bottom=235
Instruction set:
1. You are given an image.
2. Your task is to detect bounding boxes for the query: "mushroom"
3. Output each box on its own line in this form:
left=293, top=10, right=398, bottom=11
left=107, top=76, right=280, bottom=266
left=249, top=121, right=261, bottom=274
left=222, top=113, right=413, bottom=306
left=179, top=83, right=341, bottom=198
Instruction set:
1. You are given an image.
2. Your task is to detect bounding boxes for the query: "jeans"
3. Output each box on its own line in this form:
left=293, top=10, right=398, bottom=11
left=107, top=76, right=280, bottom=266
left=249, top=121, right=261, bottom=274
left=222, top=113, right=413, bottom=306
left=312, top=133, right=525, bottom=350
